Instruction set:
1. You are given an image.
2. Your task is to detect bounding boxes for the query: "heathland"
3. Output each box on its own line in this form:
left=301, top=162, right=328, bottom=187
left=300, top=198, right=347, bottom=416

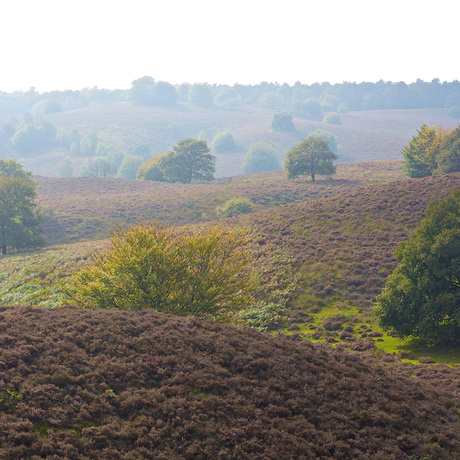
left=0, top=87, right=459, bottom=457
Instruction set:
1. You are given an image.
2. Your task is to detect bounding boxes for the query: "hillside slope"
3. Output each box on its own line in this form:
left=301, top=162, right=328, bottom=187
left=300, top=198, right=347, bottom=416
left=0, top=305, right=458, bottom=459
left=1, top=103, right=455, bottom=177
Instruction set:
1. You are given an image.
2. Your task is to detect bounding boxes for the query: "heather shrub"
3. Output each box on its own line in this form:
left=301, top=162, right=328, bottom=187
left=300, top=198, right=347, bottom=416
left=216, top=197, right=255, bottom=218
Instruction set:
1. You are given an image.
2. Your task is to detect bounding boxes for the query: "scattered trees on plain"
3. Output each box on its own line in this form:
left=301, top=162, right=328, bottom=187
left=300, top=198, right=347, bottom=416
left=402, top=124, right=460, bottom=177
left=377, top=190, right=460, bottom=341
left=64, top=222, right=255, bottom=322
left=0, top=159, right=42, bottom=255
left=284, top=136, right=337, bottom=181
left=242, top=142, right=280, bottom=174
left=137, top=139, right=215, bottom=183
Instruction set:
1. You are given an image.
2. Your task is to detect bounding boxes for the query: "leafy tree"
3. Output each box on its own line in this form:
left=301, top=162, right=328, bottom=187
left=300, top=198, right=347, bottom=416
left=376, top=191, right=460, bottom=341
left=150, top=81, right=178, bottom=106
left=161, top=139, right=215, bottom=184
left=0, top=159, right=32, bottom=181
left=402, top=125, right=442, bottom=177
left=212, top=131, right=236, bottom=153
left=136, top=154, right=167, bottom=181
left=271, top=113, right=295, bottom=132
left=217, top=198, right=255, bottom=218
left=57, top=156, right=73, bottom=178
left=188, top=84, right=213, bottom=106
left=242, top=142, right=280, bottom=174
left=64, top=222, right=255, bottom=322
left=309, top=130, right=338, bottom=152
left=322, top=112, right=341, bottom=124
left=0, top=160, right=42, bottom=255
left=436, top=126, right=460, bottom=174
left=284, top=136, right=337, bottom=181
left=117, top=155, right=143, bottom=180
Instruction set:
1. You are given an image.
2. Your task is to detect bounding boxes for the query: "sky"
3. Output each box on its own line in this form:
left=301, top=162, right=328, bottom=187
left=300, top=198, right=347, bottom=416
left=0, top=0, right=458, bottom=93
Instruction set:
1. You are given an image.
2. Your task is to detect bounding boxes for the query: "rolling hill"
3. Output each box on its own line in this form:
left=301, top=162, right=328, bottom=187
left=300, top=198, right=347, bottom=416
left=0, top=305, right=458, bottom=459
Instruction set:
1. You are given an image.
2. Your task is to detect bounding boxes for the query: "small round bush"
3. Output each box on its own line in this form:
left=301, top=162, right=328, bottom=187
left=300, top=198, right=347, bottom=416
left=217, top=197, right=255, bottom=218
left=212, top=131, right=236, bottom=152
left=323, top=112, right=341, bottom=125
left=242, top=142, right=281, bottom=174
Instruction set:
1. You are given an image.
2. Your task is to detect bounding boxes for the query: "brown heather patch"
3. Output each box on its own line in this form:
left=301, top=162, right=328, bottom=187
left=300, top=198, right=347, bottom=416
left=36, top=160, right=405, bottom=245
left=232, top=173, right=460, bottom=321
left=0, top=305, right=458, bottom=459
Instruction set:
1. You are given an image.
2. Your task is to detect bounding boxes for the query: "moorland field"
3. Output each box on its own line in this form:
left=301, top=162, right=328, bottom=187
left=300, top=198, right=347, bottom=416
left=0, top=93, right=459, bottom=457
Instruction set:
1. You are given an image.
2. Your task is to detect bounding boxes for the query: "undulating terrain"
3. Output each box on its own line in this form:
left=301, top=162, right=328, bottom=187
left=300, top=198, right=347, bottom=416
left=0, top=306, right=458, bottom=459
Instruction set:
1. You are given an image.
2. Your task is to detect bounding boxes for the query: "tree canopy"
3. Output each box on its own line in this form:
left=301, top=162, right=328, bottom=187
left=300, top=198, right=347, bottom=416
left=242, top=142, right=280, bottom=174
left=284, top=136, right=337, bottom=181
left=0, top=160, right=42, bottom=255
left=137, top=139, right=215, bottom=184
left=376, top=190, right=460, bottom=341
left=64, top=222, right=255, bottom=322
left=402, top=124, right=460, bottom=177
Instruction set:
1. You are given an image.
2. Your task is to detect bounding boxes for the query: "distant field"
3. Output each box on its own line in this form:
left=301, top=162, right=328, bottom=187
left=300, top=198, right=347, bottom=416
left=1, top=103, right=455, bottom=177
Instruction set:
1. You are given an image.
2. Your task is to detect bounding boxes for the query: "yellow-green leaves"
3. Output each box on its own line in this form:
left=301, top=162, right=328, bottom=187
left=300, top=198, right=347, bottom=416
left=64, top=222, right=255, bottom=322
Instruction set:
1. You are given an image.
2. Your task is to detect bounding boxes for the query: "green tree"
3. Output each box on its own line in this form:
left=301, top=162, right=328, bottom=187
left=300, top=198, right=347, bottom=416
left=284, top=136, right=337, bottom=181
left=0, top=159, right=33, bottom=181
left=376, top=191, right=460, bottom=341
left=0, top=161, right=42, bottom=255
left=64, top=222, right=255, bottom=322
left=212, top=131, right=236, bottom=153
left=117, top=155, right=143, bottom=180
left=271, top=113, right=295, bottom=132
left=57, top=156, right=73, bottom=178
left=188, top=84, right=213, bottom=106
left=136, top=154, right=167, bottom=181
left=242, top=142, right=280, bottom=174
left=402, top=125, right=442, bottom=177
left=161, top=139, right=215, bottom=184
left=436, top=126, right=460, bottom=174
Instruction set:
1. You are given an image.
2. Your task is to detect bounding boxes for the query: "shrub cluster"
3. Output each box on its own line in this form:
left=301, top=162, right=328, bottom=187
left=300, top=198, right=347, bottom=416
left=0, top=306, right=458, bottom=458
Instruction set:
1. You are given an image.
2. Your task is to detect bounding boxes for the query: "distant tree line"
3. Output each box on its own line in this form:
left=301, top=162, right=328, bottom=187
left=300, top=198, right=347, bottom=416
left=1, top=78, right=460, bottom=116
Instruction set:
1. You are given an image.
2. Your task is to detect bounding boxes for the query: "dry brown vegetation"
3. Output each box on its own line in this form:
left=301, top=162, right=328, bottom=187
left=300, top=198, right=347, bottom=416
left=36, top=161, right=404, bottom=245
left=0, top=305, right=458, bottom=459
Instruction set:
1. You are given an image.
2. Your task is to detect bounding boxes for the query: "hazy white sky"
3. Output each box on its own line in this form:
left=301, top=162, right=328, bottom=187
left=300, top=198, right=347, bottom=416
left=1, top=0, right=458, bottom=93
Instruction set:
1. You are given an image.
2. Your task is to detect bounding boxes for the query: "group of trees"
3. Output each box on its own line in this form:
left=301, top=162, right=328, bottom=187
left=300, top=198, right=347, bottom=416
left=2, top=78, right=460, bottom=117
left=137, top=139, right=215, bottom=183
left=0, top=160, right=42, bottom=255
left=402, top=125, right=460, bottom=177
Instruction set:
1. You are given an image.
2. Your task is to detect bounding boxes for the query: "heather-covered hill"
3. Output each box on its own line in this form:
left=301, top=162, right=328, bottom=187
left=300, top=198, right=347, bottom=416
left=36, top=161, right=404, bottom=245
left=0, top=305, right=458, bottom=459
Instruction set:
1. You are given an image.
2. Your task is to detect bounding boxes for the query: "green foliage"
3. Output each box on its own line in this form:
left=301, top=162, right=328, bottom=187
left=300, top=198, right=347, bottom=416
left=117, top=155, right=143, bottom=180
left=9, top=113, right=57, bottom=154
left=308, top=130, right=338, bottom=152
left=436, top=126, right=460, bottom=174
left=138, top=139, right=215, bottom=184
left=64, top=222, right=255, bottom=322
left=284, top=136, right=338, bottom=182
left=0, top=162, right=43, bottom=255
left=57, top=156, right=73, bottom=178
left=0, top=159, right=33, bottom=181
left=322, top=112, right=341, bottom=124
left=271, top=113, right=295, bottom=132
left=377, top=190, right=460, bottom=341
left=402, top=125, right=442, bottom=177
left=217, top=198, right=255, bottom=218
left=242, top=142, right=280, bottom=174
left=212, top=131, right=236, bottom=153
left=188, top=84, right=213, bottom=106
